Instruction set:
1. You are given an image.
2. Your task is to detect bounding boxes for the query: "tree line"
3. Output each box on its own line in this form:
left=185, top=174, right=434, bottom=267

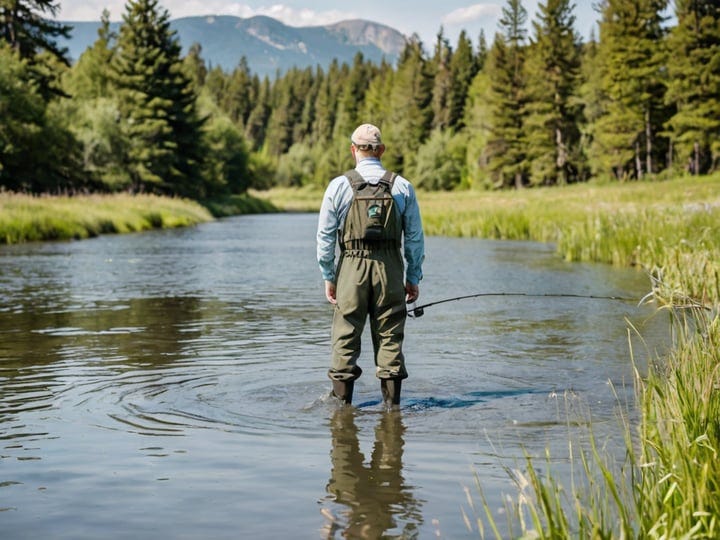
left=1, top=0, right=719, bottom=198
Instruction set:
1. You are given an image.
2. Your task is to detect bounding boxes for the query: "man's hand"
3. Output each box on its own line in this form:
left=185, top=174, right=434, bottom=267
left=325, top=281, right=337, bottom=304
left=405, top=282, right=419, bottom=304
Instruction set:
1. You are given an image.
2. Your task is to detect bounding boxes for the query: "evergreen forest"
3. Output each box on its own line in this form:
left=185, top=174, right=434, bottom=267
left=1, top=0, right=720, bottom=199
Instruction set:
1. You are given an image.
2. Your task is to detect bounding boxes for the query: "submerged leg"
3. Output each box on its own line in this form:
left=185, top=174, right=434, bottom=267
left=332, top=379, right=355, bottom=405
left=380, top=379, right=401, bottom=408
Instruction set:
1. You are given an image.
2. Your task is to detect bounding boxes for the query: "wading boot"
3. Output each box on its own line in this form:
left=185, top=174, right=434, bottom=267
left=380, top=379, right=401, bottom=409
left=331, top=379, right=354, bottom=405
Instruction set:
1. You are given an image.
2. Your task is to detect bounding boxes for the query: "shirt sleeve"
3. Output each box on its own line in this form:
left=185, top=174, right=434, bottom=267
left=316, top=182, right=340, bottom=282
left=402, top=184, right=425, bottom=285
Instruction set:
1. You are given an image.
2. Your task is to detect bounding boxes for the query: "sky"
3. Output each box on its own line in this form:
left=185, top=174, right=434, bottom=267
left=55, top=0, right=604, bottom=49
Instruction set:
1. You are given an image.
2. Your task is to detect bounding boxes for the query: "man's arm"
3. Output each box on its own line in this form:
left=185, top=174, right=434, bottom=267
left=317, top=184, right=340, bottom=284
left=402, top=184, right=425, bottom=287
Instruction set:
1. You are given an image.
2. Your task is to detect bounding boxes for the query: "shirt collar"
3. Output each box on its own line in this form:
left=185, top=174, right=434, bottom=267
left=357, top=156, right=381, bottom=164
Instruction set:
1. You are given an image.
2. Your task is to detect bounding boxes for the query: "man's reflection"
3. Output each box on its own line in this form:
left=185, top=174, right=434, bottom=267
left=322, top=408, right=422, bottom=538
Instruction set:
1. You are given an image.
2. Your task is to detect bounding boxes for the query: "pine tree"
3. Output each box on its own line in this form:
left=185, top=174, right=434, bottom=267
left=220, top=57, right=254, bottom=129
left=183, top=42, right=207, bottom=89
left=64, top=10, right=115, bottom=99
left=485, top=0, right=529, bottom=188
left=0, top=43, right=46, bottom=189
left=523, top=0, right=583, bottom=185
left=333, top=53, right=374, bottom=140
left=0, top=0, right=69, bottom=57
left=310, top=65, right=336, bottom=146
left=0, top=0, right=71, bottom=97
left=244, top=76, right=271, bottom=150
left=448, top=30, right=478, bottom=130
left=588, top=0, right=669, bottom=179
left=665, top=0, right=720, bottom=173
left=383, top=35, right=433, bottom=174
left=290, top=67, right=315, bottom=142
left=476, top=30, right=489, bottom=71
left=357, top=59, right=393, bottom=128
left=264, top=67, right=314, bottom=156
left=111, top=0, right=205, bottom=197
left=430, top=28, right=453, bottom=130
left=297, top=66, right=322, bottom=144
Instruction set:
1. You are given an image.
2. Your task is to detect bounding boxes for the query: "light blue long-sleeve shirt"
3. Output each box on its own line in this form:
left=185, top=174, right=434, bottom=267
left=316, top=157, right=425, bottom=284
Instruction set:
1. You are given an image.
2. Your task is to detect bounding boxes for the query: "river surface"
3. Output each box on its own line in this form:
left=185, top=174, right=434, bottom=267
left=0, top=213, right=668, bottom=539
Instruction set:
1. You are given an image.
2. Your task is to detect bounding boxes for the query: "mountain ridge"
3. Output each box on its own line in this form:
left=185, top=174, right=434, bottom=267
left=60, top=15, right=408, bottom=78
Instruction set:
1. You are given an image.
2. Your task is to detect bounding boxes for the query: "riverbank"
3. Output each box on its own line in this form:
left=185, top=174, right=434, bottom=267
left=256, top=174, right=720, bottom=537
left=0, top=192, right=278, bottom=244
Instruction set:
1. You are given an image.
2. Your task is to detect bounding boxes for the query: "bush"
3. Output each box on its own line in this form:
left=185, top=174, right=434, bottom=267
left=409, top=129, right=467, bottom=190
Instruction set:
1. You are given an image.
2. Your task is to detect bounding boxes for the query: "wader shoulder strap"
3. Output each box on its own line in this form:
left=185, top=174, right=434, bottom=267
left=343, top=169, right=365, bottom=190
left=380, top=170, right=397, bottom=190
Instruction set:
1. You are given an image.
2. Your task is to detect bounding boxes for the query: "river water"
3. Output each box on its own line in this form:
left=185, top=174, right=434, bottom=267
left=0, top=213, right=668, bottom=539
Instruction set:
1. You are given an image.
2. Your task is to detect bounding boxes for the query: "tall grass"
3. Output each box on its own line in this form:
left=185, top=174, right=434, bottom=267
left=0, top=193, right=214, bottom=244
left=466, top=313, right=720, bottom=539
left=633, top=312, right=720, bottom=539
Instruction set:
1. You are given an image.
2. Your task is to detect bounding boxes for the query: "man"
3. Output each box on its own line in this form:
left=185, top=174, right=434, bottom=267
left=316, top=123, right=425, bottom=408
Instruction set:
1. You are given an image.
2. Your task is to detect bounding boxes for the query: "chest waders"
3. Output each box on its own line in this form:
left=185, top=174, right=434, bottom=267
left=329, top=170, right=406, bottom=408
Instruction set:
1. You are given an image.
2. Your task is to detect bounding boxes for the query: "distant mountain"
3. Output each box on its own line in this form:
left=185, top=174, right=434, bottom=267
left=60, top=15, right=407, bottom=78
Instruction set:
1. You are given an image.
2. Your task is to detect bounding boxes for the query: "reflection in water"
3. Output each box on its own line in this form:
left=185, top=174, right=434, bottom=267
left=322, top=408, right=422, bottom=538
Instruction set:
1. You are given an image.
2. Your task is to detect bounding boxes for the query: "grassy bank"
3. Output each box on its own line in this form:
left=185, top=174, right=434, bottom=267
left=0, top=191, right=280, bottom=244
left=0, top=193, right=214, bottom=244
left=258, top=174, right=720, bottom=538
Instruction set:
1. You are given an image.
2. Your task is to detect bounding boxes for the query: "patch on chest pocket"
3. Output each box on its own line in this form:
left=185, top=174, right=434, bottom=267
left=368, top=204, right=382, bottom=219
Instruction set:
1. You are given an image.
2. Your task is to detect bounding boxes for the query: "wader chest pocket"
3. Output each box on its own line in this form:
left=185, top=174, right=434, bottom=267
left=364, top=201, right=386, bottom=239
left=343, top=169, right=398, bottom=245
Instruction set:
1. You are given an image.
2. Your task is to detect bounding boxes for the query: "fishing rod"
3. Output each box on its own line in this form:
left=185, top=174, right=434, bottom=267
left=407, top=291, right=640, bottom=318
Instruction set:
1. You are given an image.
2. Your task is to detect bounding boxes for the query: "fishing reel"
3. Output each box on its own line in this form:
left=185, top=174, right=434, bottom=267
left=407, top=303, right=424, bottom=318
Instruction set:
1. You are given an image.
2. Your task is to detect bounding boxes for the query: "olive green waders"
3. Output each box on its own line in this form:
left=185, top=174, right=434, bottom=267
left=329, top=170, right=408, bottom=406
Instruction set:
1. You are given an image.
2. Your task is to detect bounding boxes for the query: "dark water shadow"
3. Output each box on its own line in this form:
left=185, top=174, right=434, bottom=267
left=356, top=387, right=548, bottom=410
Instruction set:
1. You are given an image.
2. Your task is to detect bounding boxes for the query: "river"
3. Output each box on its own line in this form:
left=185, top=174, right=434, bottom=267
left=0, top=213, right=668, bottom=539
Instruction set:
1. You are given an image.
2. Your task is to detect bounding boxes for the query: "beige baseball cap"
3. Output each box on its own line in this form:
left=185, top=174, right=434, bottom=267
left=351, top=124, right=382, bottom=148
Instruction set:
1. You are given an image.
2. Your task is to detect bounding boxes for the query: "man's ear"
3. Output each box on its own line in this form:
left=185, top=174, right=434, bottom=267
left=377, top=144, right=386, bottom=158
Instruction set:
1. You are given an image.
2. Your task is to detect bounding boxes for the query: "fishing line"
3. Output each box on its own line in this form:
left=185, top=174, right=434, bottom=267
left=407, top=292, right=640, bottom=318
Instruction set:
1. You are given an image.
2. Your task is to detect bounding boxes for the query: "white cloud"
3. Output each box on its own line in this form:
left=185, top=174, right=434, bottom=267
left=442, top=3, right=501, bottom=26
left=57, top=1, right=356, bottom=27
